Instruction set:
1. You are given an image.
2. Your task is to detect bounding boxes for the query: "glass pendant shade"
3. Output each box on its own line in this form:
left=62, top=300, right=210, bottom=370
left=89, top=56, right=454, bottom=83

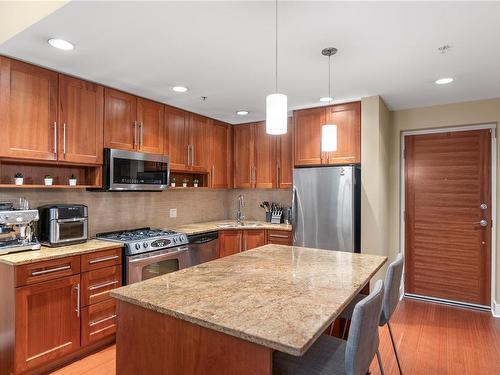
left=321, top=124, right=337, bottom=152
left=266, top=93, right=288, bottom=135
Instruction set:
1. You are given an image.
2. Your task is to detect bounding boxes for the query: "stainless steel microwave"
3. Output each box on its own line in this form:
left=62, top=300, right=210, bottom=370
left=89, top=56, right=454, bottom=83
left=102, top=149, right=170, bottom=191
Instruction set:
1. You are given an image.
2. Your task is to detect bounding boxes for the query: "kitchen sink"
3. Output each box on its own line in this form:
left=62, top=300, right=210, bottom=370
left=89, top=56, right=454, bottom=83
left=215, top=222, right=264, bottom=228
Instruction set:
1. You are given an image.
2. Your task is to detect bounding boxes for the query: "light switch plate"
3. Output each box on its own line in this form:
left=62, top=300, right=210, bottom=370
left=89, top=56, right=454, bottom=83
left=169, top=208, right=177, bottom=218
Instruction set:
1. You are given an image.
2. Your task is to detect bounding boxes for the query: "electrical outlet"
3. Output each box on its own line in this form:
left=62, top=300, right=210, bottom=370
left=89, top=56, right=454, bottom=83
left=169, top=208, right=177, bottom=218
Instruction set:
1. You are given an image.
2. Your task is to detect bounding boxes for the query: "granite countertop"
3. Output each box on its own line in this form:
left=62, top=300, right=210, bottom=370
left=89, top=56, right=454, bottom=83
left=173, top=220, right=292, bottom=235
left=111, top=244, right=387, bottom=356
left=0, top=239, right=123, bottom=266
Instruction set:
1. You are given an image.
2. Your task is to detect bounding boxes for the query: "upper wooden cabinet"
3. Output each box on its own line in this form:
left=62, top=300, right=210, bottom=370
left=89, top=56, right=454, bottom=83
left=293, top=102, right=360, bottom=166
left=211, top=120, right=232, bottom=188
left=165, top=105, right=189, bottom=170
left=104, top=88, right=164, bottom=154
left=59, top=75, right=104, bottom=164
left=233, top=121, right=291, bottom=189
left=137, top=98, right=164, bottom=154
left=189, top=113, right=211, bottom=172
left=0, top=57, right=58, bottom=161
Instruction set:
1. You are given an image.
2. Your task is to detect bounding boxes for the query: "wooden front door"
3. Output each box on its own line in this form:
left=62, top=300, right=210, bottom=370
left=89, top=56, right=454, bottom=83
left=405, top=129, right=492, bottom=306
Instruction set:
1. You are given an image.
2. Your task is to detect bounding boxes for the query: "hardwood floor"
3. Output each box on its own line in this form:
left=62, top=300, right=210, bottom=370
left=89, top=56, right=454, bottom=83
left=51, top=299, right=500, bottom=375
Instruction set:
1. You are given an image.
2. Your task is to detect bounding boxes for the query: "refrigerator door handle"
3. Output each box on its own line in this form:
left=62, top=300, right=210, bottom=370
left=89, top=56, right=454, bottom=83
left=291, top=185, right=297, bottom=244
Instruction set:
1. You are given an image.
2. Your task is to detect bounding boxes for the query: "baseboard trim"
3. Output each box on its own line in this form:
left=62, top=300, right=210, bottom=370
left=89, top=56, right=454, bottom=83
left=404, top=293, right=491, bottom=312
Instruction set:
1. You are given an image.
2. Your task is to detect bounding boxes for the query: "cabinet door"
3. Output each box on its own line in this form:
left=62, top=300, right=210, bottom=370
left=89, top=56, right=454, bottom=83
left=58, top=75, right=104, bottom=164
left=211, top=120, right=230, bottom=188
left=0, top=57, right=58, bottom=160
left=15, top=275, right=81, bottom=373
left=165, top=106, right=189, bottom=171
left=81, top=299, right=117, bottom=346
left=137, top=98, right=164, bottom=154
left=104, top=88, right=137, bottom=151
left=325, top=102, right=361, bottom=164
left=189, top=113, right=211, bottom=172
left=219, top=230, right=242, bottom=258
left=254, top=122, right=277, bottom=189
left=293, top=107, right=326, bottom=166
left=278, top=119, right=293, bottom=188
left=243, top=230, right=267, bottom=251
left=233, top=124, right=255, bottom=188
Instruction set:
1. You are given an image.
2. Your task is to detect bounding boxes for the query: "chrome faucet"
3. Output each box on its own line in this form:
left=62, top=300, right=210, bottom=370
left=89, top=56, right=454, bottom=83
left=236, top=194, right=245, bottom=225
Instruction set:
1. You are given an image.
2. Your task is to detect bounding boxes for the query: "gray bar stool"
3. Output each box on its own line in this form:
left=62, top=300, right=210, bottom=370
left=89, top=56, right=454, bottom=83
left=274, top=280, right=385, bottom=375
left=340, top=253, right=404, bottom=374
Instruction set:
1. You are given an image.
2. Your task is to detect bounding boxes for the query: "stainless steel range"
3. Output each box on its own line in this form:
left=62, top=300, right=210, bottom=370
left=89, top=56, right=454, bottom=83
left=96, top=228, right=189, bottom=285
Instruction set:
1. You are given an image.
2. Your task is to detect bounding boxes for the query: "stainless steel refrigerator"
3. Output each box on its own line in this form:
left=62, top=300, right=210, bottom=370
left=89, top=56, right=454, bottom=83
left=292, top=165, right=361, bottom=252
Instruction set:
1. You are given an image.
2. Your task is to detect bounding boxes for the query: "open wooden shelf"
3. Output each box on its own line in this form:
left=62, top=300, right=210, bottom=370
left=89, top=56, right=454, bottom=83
left=170, top=171, right=209, bottom=188
left=0, top=184, right=96, bottom=189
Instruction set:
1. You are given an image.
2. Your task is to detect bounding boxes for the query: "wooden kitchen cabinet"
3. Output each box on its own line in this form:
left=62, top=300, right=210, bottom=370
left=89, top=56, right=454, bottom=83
left=58, top=75, right=104, bottom=164
left=189, top=113, right=211, bottom=172
left=267, top=230, right=292, bottom=245
left=104, top=88, right=164, bottom=154
left=219, top=230, right=243, bottom=258
left=276, top=119, right=293, bottom=188
left=0, top=57, right=58, bottom=161
left=243, top=229, right=267, bottom=251
left=81, top=299, right=117, bottom=346
left=137, top=98, right=165, bottom=154
left=233, top=124, right=255, bottom=188
left=211, top=120, right=232, bottom=188
left=14, top=275, right=81, bottom=373
left=254, top=122, right=276, bottom=189
left=165, top=105, right=189, bottom=170
left=293, top=102, right=360, bottom=166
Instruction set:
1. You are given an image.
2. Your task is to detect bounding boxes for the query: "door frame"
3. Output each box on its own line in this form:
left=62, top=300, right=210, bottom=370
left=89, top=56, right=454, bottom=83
left=400, top=123, right=497, bottom=314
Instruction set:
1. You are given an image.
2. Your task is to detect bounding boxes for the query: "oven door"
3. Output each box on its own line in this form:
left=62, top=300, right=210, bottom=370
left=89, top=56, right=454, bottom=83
left=50, top=218, right=88, bottom=244
left=106, top=148, right=170, bottom=191
left=125, top=246, right=190, bottom=284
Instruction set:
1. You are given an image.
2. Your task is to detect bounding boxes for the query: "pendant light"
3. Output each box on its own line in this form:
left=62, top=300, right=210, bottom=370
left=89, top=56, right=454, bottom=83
left=266, top=0, right=287, bottom=135
left=321, top=47, right=338, bottom=152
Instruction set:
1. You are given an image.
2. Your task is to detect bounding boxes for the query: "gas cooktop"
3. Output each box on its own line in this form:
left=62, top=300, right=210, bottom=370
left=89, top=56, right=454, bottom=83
left=96, top=227, right=188, bottom=256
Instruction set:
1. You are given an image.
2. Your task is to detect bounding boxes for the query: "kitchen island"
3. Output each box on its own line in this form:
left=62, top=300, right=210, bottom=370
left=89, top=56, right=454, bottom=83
left=110, top=244, right=386, bottom=375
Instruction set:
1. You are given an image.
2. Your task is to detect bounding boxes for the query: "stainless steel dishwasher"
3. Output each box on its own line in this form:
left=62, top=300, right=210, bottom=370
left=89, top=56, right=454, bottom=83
left=188, top=231, right=219, bottom=265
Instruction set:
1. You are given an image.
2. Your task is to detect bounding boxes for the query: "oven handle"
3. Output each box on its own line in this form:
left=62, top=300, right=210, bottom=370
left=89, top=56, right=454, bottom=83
left=128, top=246, right=189, bottom=263
left=56, top=218, right=87, bottom=223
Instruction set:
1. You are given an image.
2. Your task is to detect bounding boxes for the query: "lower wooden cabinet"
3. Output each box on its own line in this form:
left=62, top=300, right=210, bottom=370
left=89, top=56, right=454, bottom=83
left=267, top=230, right=293, bottom=245
left=219, top=229, right=270, bottom=257
left=1, top=248, right=122, bottom=375
left=14, top=275, right=81, bottom=374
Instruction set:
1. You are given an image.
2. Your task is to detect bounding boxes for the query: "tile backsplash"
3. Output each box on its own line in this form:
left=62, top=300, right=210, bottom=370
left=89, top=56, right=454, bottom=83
left=0, top=188, right=292, bottom=236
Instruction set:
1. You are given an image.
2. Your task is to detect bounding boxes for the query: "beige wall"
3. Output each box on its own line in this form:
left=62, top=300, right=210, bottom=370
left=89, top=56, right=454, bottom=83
left=0, top=1, right=67, bottom=44
left=360, top=96, right=392, bottom=282
left=389, top=98, right=500, bottom=304
left=0, top=188, right=291, bottom=237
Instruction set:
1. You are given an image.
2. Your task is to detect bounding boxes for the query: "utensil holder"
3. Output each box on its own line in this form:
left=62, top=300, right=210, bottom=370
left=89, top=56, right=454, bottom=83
left=265, top=212, right=272, bottom=223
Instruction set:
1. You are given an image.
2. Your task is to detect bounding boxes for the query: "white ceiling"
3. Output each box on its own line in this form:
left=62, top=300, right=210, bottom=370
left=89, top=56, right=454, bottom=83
left=1, top=1, right=500, bottom=124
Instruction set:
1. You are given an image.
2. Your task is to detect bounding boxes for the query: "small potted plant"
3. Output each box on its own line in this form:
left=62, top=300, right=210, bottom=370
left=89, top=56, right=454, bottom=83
left=44, top=175, right=53, bottom=186
left=170, top=177, right=176, bottom=188
left=68, top=174, right=77, bottom=186
left=14, top=172, right=24, bottom=186
left=193, top=178, right=199, bottom=188
left=182, top=178, right=189, bottom=188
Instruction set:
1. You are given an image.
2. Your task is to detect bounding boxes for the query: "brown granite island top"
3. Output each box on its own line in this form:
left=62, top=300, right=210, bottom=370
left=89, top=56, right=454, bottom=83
left=111, top=244, right=387, bottom=356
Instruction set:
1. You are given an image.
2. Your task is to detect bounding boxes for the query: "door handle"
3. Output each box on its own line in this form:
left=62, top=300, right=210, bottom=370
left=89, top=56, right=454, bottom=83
left=191, top=145, right=195, bottom=166
left=53, top=122, right=58, bottom=156
left=133, top=121, right=138, bottom=148
left=139, top=122, right=143, bottom=149
left=63, top=123, right=67, bottom=157
left=75, top=283, right=80, bottom=318
left=474, top=219, right=488, bottom=227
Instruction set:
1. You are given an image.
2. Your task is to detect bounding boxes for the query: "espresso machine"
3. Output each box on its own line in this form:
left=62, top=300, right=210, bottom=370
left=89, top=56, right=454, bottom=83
left=0, top=199, right=41, bottom=255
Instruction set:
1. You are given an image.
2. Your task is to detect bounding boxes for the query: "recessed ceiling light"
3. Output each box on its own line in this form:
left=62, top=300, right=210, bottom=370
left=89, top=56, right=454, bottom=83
left=236, top=110, right=249, bottom=116
left=435, top=78, right=454, bottom=85
left=172, top=86, right=188, bottom=93
left=319, top=97, right=333, bottom=102
left=47, top=38, right=74, bottom=51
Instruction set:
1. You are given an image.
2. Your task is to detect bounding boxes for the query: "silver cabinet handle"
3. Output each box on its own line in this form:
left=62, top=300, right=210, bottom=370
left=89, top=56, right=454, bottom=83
left=269, top=234, right=290, bottom=239
left=53, top=122, right=58, bottom=156
left=88, top=255, right=119, bottom=264
left=474, top=219, right=488, bottom=227
left=212, top=165, right=215, bottom=187
left=31, top=265, right=71, bottom=276
left=75, top=283, right=80, bottom=318
left=133, top=121, right=138, bottom=148
left=139, top=122, right=143, bottom=149
left=63, top=123, right=67, bottom=157
left=276, top=162, right=280, bottom=187
left=88, top=280, right=119, bottom=291
left=89, top=314, right=117, bottom=327
left=187, top=145, right=192, bottom=166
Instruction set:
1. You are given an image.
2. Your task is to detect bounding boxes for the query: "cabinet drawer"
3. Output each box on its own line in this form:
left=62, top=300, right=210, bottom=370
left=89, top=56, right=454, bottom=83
left=81, top=248, right=122, bottom=272
left=15, top=256, right=81, bottom=287
left=81, top=299, right=117, bottom=346
left=267, top=230, right=292, bottom=245
left=81, top=265, right=122, bottom=306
